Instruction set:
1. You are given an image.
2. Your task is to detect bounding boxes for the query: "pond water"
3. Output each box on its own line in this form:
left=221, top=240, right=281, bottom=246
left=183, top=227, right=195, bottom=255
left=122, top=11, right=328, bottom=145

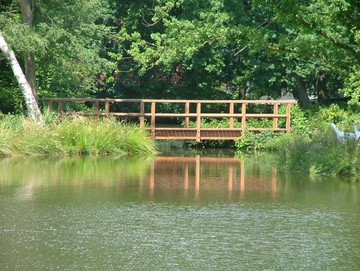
left=0, top=152, right=359, bottom=271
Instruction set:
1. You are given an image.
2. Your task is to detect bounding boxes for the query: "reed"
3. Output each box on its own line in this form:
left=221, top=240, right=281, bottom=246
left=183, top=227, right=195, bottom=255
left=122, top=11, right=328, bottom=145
left=0, top=115, right=157, bottom=157
left=275, top=127, right=360, bottom=177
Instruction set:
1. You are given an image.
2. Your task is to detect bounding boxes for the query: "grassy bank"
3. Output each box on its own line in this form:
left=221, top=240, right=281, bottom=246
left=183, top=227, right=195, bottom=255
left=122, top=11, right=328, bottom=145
left=274, top=128, right=360, bottom=177
left=0, top=114, right=157, bottom=157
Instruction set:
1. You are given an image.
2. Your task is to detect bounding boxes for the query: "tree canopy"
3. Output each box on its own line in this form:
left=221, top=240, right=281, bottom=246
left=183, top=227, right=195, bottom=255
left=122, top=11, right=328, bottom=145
left=0, top=0, right=359, bottom=114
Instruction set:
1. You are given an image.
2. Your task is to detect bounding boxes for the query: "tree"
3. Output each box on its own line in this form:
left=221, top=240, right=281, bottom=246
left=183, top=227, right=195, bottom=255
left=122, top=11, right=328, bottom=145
left=0, top=30, right=43, bottom=123
left=0, top=0, right=116, bottom=100
left=267, top=0, right=360, bottom=105
left=112, top=0, right=358, bottom=108
left=114, top=0, right=280, bottom=100
left=17, top=0, right=37, bottom=99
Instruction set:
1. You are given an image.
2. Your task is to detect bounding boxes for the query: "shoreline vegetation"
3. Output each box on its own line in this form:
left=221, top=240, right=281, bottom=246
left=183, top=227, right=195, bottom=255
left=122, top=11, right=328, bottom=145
left=1, top=102, right=360, bottom=180
left=0, top=114, right=157, bottom=158
left=273, top=129, right=360, bottom=179
left=233, top=103, right=360, bottom=179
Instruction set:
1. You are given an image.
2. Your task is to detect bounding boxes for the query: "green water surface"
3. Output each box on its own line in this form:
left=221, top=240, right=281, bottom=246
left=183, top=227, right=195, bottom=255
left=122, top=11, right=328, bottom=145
left=0, top=155, right=359, bottom=270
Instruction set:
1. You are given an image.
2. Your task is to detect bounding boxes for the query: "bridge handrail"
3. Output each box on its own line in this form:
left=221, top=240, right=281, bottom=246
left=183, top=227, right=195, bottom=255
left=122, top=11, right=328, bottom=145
left=41, top=97, right=297, bottom=104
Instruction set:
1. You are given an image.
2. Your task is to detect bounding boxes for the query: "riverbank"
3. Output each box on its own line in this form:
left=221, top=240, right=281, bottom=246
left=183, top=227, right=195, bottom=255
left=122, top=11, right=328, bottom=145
left=0, top=115, right=157, bottom=157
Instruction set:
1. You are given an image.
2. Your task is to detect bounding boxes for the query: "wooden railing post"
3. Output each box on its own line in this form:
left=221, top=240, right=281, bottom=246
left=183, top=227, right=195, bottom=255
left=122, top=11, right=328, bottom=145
left=229, top=102, right=234, bottom=128
left=48, top=100, right=53, bottom=111
left=286, top=103, right=291, bottom=133
left=241, top=103, right=246, bottom=135
left=58, top=101, right=63, bottom=115
left=140, top=101, right=145, bottom=128
left=104, top=100, right=110, bottom=116
left=273, top=103, right=278, bottom=130
left=95, top=101, right=100, bottom=116
left=151, top=102, right=156, bottom=138
left=185, top=102, right=190, bottom=128
left=196, top=102, right=201, bottom=141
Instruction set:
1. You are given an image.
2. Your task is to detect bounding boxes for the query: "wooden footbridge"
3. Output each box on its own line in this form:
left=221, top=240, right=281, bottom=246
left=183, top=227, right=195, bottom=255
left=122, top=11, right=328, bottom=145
left=41, top=98, right=297, bottom=141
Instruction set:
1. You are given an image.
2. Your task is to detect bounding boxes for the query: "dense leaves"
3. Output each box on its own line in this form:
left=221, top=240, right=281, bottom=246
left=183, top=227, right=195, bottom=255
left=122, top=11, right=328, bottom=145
left=0, top=0, right=359, bottom=113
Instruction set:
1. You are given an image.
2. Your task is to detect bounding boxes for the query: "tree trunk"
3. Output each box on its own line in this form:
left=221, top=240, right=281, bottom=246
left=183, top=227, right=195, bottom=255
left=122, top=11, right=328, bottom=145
left=315, top=73, right=331, bottom=105
left=292, top=76, right=311, bottom=109
left=238, top=87, right=246, bottom=99
left=18, top=0, right=37, bottom=99
left=0, top=30, right=43, bottom=124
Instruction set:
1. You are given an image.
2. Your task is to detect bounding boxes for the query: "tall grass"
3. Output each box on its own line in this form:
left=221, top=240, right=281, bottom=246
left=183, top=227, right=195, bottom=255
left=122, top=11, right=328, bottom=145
left=0, top=114, right=157, bottom=157
left=275, top=127, right=360, bottom=177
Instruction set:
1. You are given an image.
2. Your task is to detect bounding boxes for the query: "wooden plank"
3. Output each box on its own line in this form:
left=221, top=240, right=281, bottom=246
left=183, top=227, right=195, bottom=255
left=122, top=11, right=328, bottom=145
left=150, top=113, right=197, bottom=117
left=245, top=114, right=287, bottom=118
left=42, top=97, right=297, bottom=105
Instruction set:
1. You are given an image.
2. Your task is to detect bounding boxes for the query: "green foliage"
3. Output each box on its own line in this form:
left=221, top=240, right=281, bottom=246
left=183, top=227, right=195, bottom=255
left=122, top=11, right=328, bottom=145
left=0, top=59, right=26, bottom=114
left=343, top=70, right=360, bottom=107
left=235, top=130, right=283, bottom=151
left=1, top=0, right=359, bottom=118
left=0, top=115, right=157, bottom=157
left=0, top=0, right=116, bottom=98
left=279, top=104, right=310, bottom=134
left=0, top=14, right=49, bottom=56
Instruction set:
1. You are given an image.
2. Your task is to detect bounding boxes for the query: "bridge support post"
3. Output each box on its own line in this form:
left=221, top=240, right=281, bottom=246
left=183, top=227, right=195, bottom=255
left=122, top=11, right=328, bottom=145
left=95, top=101, right=99, bottom=116
left=185, top=102, right=190, bottom=128
left=286, top=103, right=291, bottom=132
left=229, top=102, right=234, bottom=128
left=58, top=101, right=63, bottom=115
left=140, top=101, right=145, bottom=128
left=151, top=102, right=156, bottom=138
left=196, top=102, right=201, bottom=141
left=48, top=100, right=53, bottom=111
left=273, top=103, right=278, bottom=130
left=105, top=101, right=110, bottom=116
left=241, top=103, right=246, bottom=135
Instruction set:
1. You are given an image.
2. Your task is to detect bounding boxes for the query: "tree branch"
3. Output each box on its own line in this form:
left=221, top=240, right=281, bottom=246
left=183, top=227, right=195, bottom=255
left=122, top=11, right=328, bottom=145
left=295, top=15, right=360, bottom=62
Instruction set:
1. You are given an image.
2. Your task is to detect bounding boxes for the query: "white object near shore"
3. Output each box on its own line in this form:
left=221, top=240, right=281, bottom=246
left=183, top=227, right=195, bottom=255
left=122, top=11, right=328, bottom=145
left=331, top=122, right=360, bottom=144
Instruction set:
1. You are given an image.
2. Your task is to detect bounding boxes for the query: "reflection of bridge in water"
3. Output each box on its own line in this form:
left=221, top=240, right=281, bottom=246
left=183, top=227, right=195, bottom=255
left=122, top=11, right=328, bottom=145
left=1, top=156, right=279, bottom=201
left=149, top=156, right=278, bottom=199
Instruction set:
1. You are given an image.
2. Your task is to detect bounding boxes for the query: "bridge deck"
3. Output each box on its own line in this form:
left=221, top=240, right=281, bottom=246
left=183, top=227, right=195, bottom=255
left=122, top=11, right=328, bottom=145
left=41, top=98, right=297, bottom=141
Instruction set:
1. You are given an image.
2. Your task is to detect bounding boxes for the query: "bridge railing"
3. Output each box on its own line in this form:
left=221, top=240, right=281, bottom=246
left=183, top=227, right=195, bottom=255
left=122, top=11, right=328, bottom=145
left=41, top=98, right=297, bottom=140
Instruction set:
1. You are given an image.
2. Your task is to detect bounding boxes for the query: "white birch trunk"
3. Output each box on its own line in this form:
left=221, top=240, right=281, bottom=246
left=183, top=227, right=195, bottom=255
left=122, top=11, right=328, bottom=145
left=0, top=30, right=43, bottom=124
left=18, top=0, right=38, bottom=99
